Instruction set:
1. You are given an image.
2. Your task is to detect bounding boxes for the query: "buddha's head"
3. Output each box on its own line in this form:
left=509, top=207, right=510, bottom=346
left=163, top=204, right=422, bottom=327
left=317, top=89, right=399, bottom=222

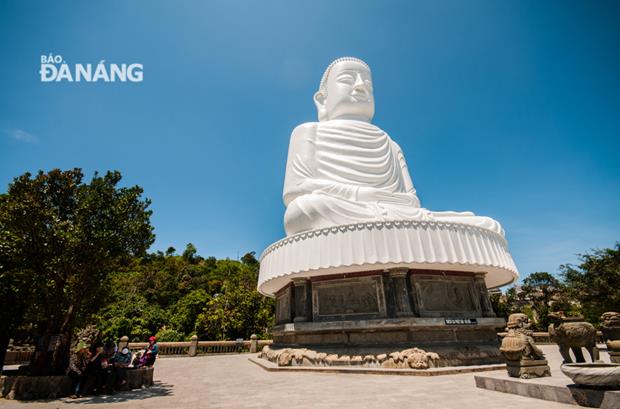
left=314, top=57, right=375, bottom=122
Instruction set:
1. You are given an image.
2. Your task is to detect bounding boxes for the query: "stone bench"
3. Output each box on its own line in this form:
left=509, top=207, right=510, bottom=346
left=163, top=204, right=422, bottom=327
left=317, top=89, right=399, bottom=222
left=0, top=366, right=154, bottom=400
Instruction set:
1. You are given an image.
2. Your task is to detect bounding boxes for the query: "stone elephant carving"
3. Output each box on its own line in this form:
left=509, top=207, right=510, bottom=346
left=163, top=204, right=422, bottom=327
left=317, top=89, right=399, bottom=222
left=548, top=312, right=599, bottom=364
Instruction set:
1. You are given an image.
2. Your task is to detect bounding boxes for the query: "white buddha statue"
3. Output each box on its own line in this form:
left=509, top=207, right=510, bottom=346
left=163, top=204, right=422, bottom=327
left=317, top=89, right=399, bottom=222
left=283, top=57, right=503, bottom=237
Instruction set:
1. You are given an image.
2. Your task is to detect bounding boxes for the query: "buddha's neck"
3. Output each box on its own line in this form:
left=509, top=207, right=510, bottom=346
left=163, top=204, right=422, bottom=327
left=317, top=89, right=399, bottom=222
left=328, top=114, right=372, bottom=122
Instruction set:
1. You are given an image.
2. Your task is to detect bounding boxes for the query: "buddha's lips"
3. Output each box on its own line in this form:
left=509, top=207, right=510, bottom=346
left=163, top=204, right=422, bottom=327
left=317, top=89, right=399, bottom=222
left=351, top=92, right=369, bottom=102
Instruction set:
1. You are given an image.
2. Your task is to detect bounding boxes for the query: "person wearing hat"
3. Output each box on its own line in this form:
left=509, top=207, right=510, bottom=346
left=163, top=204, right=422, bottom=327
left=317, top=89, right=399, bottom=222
left=67, top=342, right=91, bottom=398
left=144, top=336, right=159, bottom=367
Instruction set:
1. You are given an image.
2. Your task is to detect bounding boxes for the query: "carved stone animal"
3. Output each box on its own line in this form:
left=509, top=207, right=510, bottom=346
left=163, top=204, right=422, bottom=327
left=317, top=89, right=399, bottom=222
left=600, top=311, right=620, bottom=342
left=548, top=313, right=599, bottom=363
left=500, top=313, right=545, bottom=362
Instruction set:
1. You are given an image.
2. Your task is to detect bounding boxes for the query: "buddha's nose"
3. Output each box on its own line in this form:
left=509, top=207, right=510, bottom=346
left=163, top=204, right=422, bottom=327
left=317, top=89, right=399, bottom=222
left=353, top=74, right=367, bottom=94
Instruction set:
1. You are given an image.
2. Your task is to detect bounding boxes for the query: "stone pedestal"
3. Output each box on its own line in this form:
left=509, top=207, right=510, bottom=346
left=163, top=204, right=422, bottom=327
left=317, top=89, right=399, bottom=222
left=270, top=268, right=505, bottom=367
left=607, top=341, right=620, bottom=364
left=506, top=359, right=551, bottom=379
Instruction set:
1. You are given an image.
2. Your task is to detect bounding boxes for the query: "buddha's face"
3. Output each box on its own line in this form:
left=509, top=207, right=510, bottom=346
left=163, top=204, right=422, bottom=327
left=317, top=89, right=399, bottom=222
left=315, top=60, right=375, bottom=122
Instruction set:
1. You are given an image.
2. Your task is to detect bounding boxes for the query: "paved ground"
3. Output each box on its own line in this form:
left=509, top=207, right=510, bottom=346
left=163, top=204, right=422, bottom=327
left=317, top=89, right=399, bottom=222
left=0, top=345, right=609, bottom=409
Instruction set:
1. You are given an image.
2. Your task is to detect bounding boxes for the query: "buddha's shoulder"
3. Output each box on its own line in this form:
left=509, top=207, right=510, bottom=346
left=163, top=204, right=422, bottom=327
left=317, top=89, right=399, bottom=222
left=292, top=122, right=318, bottom=133
left=290, top=122, right=318, bottom=141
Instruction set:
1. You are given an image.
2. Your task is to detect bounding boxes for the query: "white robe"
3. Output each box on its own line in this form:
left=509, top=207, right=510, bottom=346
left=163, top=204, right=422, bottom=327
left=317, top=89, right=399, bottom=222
left=283, top=120, right=503, bottom=236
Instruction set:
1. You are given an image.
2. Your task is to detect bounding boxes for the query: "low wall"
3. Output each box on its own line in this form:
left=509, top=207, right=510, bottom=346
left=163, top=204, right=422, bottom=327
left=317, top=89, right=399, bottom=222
left=3, top=337, right=273, bottom=368
left=4, top=351, right=34, bottom=366
left=497, top=331, right=604, bottom=344
left=126, top=337, right=273, bottom=356
left=0, top=374, right=71, bottom=400
left=0, top=367, right=154, bottom=400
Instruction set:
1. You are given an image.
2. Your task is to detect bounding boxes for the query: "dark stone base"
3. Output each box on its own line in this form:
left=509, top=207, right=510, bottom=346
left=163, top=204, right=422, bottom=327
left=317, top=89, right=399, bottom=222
left=271, top=317, right=506, bottom=367
left=506, top=359, right=551, bottom=379
left=270, top=268, right=503, bottom=367
left=0, top=367, right=154, bottom=400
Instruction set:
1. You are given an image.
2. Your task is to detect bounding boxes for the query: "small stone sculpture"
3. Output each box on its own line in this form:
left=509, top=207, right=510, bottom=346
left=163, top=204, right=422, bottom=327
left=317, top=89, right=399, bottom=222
left=259, top=345, right=439, bottom=369
left=548, top=312, right=599, bottom=363
left=601, top=312, right=620, bottom=363
left=500, top=313, right=551, bottom=378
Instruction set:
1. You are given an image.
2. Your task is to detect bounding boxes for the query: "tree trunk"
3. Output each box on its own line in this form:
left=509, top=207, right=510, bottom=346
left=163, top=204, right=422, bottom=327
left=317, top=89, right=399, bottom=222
left=0, top=335, right=10, bottom=374
left=51, top=331, right=72, bottom=374
left=29, top=304, right=76, bottom=375
left=51, top=304, right=75, bottom=374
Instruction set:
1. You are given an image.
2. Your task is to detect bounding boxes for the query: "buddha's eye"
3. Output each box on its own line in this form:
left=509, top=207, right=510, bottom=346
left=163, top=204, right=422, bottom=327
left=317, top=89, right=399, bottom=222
left=337, top=74, right=354, bottom=85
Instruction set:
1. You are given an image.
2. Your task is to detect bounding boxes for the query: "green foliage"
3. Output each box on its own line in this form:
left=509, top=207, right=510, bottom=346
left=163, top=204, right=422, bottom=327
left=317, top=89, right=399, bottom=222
left=0, top=169, right=154, bottom=373
left=520, top=272, right=566, bottom=330
left=182, top=243, right=200, bottom=264
left=522, top=272, right=561, bottom=295
left=496, top=274, right=578, bottom=331
left=194, top=270, right=273, bottom=340
left=561, top=243, right=620, bottom=325
left=155, top=327, right=186, bottom=342
left=489, top=292, right=509, bottom=319
left=94, top=250, right=274, bottom=343
left=493, top=244, right=619, bottom=330
left=97, top=290, right=168, bottom=342
left=170, top=289, right=211, bottom=335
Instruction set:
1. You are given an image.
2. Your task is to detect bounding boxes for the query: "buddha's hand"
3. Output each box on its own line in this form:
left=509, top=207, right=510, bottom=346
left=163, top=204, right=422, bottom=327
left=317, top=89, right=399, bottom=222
left=356, top=187, right=416, bottom=206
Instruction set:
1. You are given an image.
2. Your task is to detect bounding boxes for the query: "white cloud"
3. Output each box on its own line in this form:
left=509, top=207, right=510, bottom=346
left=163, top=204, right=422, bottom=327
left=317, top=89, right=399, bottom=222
left=5, top=129, right=39, bottom=144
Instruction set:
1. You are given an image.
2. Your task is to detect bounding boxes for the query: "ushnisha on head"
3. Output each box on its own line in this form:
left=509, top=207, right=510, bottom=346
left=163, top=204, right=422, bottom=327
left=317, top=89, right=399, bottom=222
left=314, top=57, right=375, bottom=122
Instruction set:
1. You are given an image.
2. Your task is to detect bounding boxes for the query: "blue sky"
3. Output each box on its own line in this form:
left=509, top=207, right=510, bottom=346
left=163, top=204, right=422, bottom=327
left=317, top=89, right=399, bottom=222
left=1, top=0, right=619, bottom=283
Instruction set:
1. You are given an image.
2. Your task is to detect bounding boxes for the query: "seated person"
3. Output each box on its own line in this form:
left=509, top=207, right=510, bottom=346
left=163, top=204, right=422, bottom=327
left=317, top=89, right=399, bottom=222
left=144, top=336, right=158, bottom=366
left=112, top=346, right=132, bottom=388
left=84, top=343, right=105, bottom=395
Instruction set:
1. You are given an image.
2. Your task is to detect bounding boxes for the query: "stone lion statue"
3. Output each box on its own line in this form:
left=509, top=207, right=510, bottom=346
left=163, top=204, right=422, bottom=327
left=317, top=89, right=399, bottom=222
left=548, top=312, right=599, bottom=363
left=500, top=313, right=545, bottom=362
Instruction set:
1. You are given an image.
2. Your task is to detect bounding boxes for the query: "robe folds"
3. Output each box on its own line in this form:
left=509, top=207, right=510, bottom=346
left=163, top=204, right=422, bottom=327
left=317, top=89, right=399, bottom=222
left=283, top=119, right=503, bottom=237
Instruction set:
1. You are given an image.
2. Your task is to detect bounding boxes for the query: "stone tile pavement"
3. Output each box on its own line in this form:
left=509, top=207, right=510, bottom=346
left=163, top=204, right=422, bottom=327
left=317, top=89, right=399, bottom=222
left=1, top=345, right=606, bottom=409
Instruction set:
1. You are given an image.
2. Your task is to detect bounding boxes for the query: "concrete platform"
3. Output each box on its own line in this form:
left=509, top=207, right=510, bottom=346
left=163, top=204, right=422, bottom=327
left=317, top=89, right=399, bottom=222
left=0, top=350, right=574, bottom=409
left=475, top=373, right=620, bottom=408
left=475, top=344, right=618, bottom=408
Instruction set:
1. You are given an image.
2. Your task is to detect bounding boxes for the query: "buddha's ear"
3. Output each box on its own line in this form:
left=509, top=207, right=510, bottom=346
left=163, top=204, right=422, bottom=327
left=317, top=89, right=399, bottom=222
left=314, top=91, right=327, bottom=121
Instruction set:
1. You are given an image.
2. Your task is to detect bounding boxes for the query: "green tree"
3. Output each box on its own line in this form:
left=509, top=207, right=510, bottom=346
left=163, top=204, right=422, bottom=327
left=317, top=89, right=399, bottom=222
left=241, top=251, right=259, bottom=269
left=489, top=292, right=509, bottom=319
left=0, top=229, right=31, bottom=374
left=561, top=243, right=620, bottom=324
left=170, top=289, right=211, bottom=335
left=194, top=259, right=273, bottom=340
left=520, top=272, right=564, bottom=330
left=96, top=290, right=168, bottom=342
left=0, top=169, right=154, bottom=374
left=182, top=243, right=199, bottom=264
left=522, top=272, right=561, bottom=296
left=95, top=249, right=274, bottom=343
left=195, top=283, right=273, bottom=340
